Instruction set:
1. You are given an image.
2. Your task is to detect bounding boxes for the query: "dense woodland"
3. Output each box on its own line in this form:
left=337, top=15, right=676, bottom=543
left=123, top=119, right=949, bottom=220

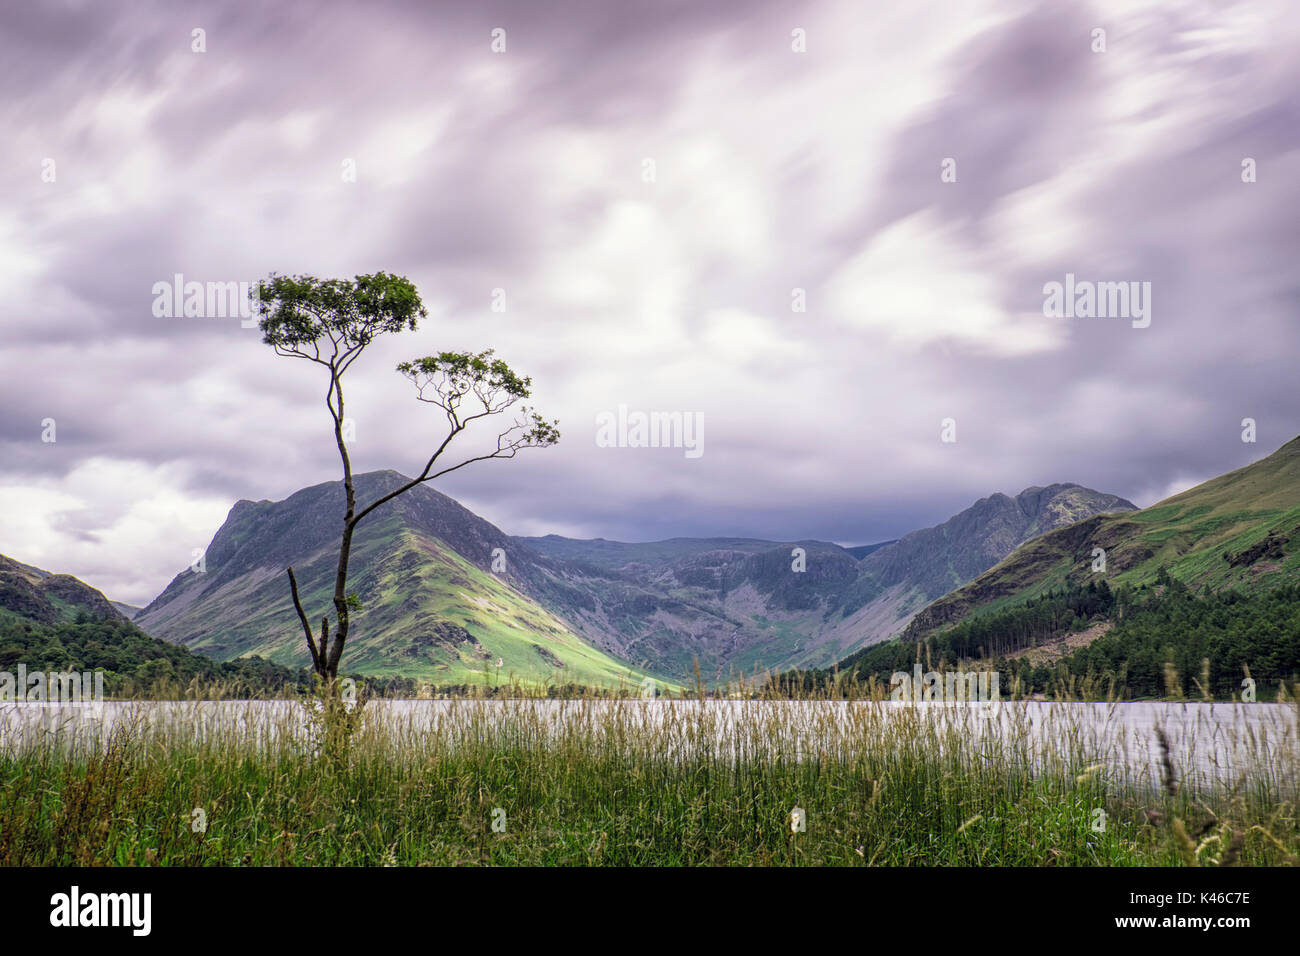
left=796, top=573, right=1300, bottom=700
left=1047, top=581, right=1300, bottom=699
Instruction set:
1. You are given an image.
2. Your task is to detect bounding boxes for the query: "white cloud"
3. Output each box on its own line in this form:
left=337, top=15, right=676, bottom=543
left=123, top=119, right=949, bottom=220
left=825, top=210, right=1067, bottom=356
left=0, top=458, right=231, bottom=604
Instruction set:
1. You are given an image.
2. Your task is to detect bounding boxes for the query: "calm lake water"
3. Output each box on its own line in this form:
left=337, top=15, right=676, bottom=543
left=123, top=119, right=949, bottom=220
left=2, top=698, right=1295, bottom=794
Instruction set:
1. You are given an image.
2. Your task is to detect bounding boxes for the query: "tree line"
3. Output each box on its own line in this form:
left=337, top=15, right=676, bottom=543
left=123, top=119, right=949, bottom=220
left=785, top=573, right=1300, bottom=700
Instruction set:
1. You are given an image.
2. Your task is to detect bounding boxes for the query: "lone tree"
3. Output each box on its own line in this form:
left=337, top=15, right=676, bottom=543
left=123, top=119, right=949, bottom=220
left=254, top=272, right=559, bottom=684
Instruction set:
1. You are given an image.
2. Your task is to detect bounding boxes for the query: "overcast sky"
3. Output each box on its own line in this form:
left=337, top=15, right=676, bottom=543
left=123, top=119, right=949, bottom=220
left=2, top=0, right=1299, bottom=604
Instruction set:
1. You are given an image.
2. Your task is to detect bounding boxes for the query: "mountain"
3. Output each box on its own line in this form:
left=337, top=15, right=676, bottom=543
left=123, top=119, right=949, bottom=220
left=902, top=437, right=1300, bottom=642
left=133, top=472, right=654, bottom=688
left=0, top=553, right=126, bottom=625
left=132, top=470, right=1137, bottom=685
left=844, top=541, right=897, bottom=560
left=809, top=483, right=1138, bottom=655
left=515, top=483, right=1134, bottom=678
left=518, top=534, right=864, bottom=678
left=517, top=535, right=795, bottom=574
left=130, top=470, right=1137, bottom=685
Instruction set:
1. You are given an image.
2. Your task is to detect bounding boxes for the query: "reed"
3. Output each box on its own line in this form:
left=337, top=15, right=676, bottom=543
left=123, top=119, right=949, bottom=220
left=1, top=682, right=1295, bottom=866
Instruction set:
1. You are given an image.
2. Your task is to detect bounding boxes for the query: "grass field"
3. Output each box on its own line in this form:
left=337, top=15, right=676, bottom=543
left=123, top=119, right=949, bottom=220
left=2, top=689, right=1296, bottom=867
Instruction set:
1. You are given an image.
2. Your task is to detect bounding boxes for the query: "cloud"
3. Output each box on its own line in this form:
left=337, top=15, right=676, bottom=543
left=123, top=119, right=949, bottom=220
left=1, top=0, right=1299, bottom=603
left=0, top=459, right=231, bottom=604
left=826, top=209, right=1068, bottom=355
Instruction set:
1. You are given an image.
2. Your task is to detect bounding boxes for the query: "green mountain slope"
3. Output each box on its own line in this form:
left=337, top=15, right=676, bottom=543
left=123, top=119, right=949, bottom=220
left=134, top=472, right=654, bottom=689
left=904, top=437, right=1300, bottom=640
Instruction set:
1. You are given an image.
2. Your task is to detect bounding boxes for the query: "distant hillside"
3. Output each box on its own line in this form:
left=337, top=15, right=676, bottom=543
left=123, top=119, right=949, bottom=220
left=519, top=534, right=863, bottom=679
left=844, top=541, right=897, bottom=560
left=517, top=535, right=795, bottom=575
left=0, top=553, right=125, bottom=625
left=815, top=483, right=1138, bottom=655
left=111, top=601, right=142, bottom=620
left=903, top=437, right=1300, bottom=641
left=515, top=483, right=1133, bottom=678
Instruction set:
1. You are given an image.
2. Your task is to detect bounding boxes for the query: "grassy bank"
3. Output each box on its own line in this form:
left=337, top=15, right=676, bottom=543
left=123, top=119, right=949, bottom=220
left=1, top=695, right=1296, bottom=866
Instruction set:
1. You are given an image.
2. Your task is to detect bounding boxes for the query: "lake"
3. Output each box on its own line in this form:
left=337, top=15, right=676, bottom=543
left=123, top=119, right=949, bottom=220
left=2, top=698, right=1295, bottom=795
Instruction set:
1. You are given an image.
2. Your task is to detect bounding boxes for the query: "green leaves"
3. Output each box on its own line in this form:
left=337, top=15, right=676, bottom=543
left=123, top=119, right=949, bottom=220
left=396, top=349, right=532, bottom=401
left=396, top=350, right=561, bottom=450
left=255, top=272, right=427, bottom=357
left=521, top=411, right=561, bottom=449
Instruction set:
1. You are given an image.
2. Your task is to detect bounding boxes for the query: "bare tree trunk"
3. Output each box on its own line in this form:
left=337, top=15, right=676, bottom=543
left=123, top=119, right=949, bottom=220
left=326, top=519, right=355, bottom=679
left=324, top=370, right=355, bottom=681
left=286, top=366, right=361, bottom=684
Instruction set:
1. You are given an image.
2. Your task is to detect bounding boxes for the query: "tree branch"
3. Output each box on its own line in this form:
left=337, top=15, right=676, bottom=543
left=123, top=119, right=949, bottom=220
left=287, top=567, right=321, bottom=672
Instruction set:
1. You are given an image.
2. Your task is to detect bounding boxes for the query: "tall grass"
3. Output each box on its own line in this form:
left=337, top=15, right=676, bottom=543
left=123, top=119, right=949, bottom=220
left=1, top=687, right=1296, bottom=866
